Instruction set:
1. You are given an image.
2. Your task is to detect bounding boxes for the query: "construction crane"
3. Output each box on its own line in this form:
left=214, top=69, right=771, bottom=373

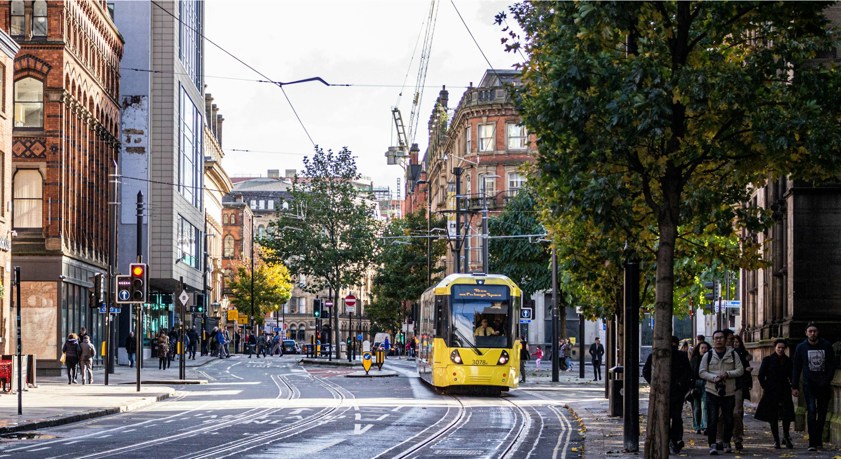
left=386, top=0, right=438, bottom=167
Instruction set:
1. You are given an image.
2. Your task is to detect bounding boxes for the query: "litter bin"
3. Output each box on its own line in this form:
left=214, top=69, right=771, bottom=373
left=608, top=365, right=623, bottom=417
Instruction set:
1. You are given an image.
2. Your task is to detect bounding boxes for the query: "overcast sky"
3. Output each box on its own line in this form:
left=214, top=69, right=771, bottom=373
left=204, top=0, right=522, bottom=195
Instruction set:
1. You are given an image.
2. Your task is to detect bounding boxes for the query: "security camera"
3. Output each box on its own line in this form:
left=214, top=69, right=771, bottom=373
left=59, top=275, right=66, bottom=279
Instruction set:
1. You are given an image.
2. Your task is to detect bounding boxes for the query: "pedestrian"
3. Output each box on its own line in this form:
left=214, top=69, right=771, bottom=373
left=557, top=339, right=566, bottom=371
left=791, top=323, right=836, bottom=452
left=157, top=332, right=170, bottom=370
left=689, top=341, right=711, bottom=435
left=209, top=326, right=218, bottom=357
left=187, top=326, right=199, bottom=360
left=234, top=329, right=241, bottom=354
left=589, top=337, right=605, bottom=381
left=755, top=338, right=795, bottom=449
left=125, top=331, right=136, bottom=368
left=563, top=339, right=573, bottom=371
left=383, top=336, right=391, bottom=358
left=533, top=345, right=544, bottom=370
left=246, top=331, right=255, bottom=358
left=699, top=329, right=744, bottom=455
left=79, top=326, right=89, bottom=343
left=731, top=334, right=753, bottom=451
left=222, top=329, right=231, bottom=357
left=669, top=336, right=692, bottom=453
left=61, top=333, right=81, bottom=384
left=79, top=335, right=96, bottom=384
left=519, top=340, right=529, bottom=383
left=217, top=328, right=229, bottom=359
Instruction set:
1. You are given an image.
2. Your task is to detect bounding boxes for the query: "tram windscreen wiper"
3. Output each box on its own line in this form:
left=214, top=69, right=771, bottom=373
left=453, top=328, right=483, bottom=356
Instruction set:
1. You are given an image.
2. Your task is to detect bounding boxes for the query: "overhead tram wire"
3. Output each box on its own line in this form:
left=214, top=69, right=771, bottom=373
left=150, top=1, right=318, bottom=147
left=449, top=0, right=504, bottom=83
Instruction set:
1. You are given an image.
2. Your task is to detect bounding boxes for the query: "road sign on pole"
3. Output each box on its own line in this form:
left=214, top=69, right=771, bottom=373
left=345, top=294, right=357, bottom=313
left=114, top=275, right=132, bottom=304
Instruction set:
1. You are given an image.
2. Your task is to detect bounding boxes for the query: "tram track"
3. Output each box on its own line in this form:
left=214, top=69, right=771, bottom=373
left=45, top=372, right=296, bottom=459
left=182, top=373, right=355, bottom=458
left=373, top=394, right=468, bottom=459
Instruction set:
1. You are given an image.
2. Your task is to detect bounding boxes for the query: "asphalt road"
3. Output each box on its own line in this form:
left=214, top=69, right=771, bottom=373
left=0, top=356, right=583, bottom=458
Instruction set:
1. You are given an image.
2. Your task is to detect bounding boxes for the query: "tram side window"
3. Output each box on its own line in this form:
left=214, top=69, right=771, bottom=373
left=434, top=296, right=448, bottom=339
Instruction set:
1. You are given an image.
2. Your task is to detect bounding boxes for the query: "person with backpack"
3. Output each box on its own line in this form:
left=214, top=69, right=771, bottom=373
left=157, top=331, right=170, bottom=370
left=643, top=336, right=692, bottom=454
left=699, top=329, right=744, bottom=455
left=79, top=335, right=97, bottom=384
left=62, top=333, right=82, bottom=384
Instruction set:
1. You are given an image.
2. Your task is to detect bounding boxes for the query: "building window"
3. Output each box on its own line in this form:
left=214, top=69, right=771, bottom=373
left=465, top=126, right=472, bottom=154
left=268, top=200, right=275, bottom=210
left=465, top=173, right=471, bottom=198
left=178, top=0, right=202, bottom=90
left=13, top=169, right=42, bottom=228
left=478, top=124, right=495, bottom=152
left=230, top=214, right=236, bottom=225
left=223, top=235, right=234, bottom=258
left=10, top=0, right=24, bottom=36
left=482, top=175, right=496, bottom=198
left=0, top=63, right=6, bottom=112
left=14, top=78, right=44, bottom=128
left=257, top=224, right=266, bottom=238
left=179, top=86, right=202, bottom=207
left=507, top=172, right=526, bottom=197
left=32, top=0, right=47, bottom=37
left=506, top=124, right=528, bottom=150
left=177, top=216, right=199, bottom=268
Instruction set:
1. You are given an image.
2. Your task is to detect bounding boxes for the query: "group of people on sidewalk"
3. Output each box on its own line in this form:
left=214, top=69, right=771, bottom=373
left=60, top=327, right=97, bottom=385
left=643, top=323, right=836, bottom=455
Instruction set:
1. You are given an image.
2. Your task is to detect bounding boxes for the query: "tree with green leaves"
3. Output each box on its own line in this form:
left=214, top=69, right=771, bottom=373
left=262, top=147, right=380, bottom=359
left=227, top=261, right=293, bottom=326
left=501, top=2, right=841, bottom=456
left=487, top=186, right=551, bottom=304
left=369, top=208, right=447, bottom=333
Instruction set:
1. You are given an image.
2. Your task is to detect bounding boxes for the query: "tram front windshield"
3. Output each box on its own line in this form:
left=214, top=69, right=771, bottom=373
left=450, top=287, right=511, bottom=349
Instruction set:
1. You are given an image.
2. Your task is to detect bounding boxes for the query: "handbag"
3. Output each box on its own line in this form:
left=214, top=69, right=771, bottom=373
left=60, top=352, right=66, bottom=364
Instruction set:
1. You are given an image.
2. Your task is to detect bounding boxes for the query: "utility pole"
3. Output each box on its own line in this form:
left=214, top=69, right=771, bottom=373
left=453, top=167, right=463, bottom=273
left=136, top=191, right=143, bottom=392
left=14, top=266, right=21, bottom=415
left=179, top=276, right=186, bottom=380
left=551, top=247, right=559, bottom=382
left=106, top=162, right=120, bottom=385
left=623, top=251, right=640, bottom=452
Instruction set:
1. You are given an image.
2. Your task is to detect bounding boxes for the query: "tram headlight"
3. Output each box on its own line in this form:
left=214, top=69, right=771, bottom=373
left=450, top=349, right=463, bottom=364
left=497, top=350, right=510, bottom=365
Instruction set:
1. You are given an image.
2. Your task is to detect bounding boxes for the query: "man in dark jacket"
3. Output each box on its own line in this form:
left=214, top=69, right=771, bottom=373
left=792, top=323, right=836, bottom=451
left=643, top=336, right=692, bottom=454
left=589, top=337, right=605, bottom=381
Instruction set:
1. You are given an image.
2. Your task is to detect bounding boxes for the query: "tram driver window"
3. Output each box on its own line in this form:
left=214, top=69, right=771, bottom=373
left=451, top=299, right=510, bottom=349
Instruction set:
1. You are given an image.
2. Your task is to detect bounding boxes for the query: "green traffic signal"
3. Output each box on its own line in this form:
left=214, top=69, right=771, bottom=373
left=313, top=298, right=322, bottom=318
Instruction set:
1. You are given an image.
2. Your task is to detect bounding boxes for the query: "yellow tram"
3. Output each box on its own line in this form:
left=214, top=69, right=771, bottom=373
left=415, top=273, right=523, bottom=394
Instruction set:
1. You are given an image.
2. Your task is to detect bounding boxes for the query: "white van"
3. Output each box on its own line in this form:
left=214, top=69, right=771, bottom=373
left=373, top=332, right=391, bottom=350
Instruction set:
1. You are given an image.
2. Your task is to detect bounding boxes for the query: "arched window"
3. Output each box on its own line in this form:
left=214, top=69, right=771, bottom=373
left=230, top=214, right=236, bottom=225
left=32, top=0, right=48, bottom=37
left=223, top=235, right=234, bottom=258
left=297, top=325, right=306, bottom=341
left=13, top=169, right=42, bottom=228
left=289, top=325, right=297, bottom=340
left=257, top=224, right=266, bottom=238
left=14, top=78, right=44, bottom=128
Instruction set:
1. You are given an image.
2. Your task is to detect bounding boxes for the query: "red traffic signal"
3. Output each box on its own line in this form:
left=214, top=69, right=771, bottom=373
left=129, top=262, right=148, bottom=303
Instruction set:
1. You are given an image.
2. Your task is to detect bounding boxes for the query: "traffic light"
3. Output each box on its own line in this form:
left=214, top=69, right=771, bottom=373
left=129, top=263, right=148, bottom=303
left=313, top=298, right=322, bottom=318
left=88, top=273, right=102, bottom=308
left=194, top=293, right=205, bottom=314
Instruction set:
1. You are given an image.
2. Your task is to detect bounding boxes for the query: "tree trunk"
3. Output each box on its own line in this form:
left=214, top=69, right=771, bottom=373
left=643, top=192, right=680, bottom=458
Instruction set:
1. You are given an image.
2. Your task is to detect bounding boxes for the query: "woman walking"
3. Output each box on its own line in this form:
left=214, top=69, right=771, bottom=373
left=689, top=341, right=710, bottom=434
left=158, top=331, right=170, bottom=370
left=755, top=338, right=795, bottom=449
left=61, top=333, right=81, bottom=384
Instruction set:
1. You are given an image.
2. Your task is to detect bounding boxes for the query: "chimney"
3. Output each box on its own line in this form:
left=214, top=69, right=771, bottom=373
left=268, top=169, right=279, bottom=179
left=216, top=114, right=224, bottom=146
left=205, top=94, right=214, bottom=133
left=211, top=104, right=219, bottom=138
left=285, top=169, right=297, bottom=178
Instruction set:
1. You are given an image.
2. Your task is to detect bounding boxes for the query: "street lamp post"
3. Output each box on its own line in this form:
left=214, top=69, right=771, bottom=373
left=416, top=179, right=432, bottom=287
left=481, top=174, right=500, bottom=274
left=250, top=210, right=255, bottom=334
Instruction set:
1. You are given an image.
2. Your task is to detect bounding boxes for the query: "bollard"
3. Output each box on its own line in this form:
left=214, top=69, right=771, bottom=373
left=608, top=365, right=624, bottom=417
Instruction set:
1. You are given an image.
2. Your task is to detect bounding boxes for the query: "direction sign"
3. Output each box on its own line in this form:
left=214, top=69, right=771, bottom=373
left=179, top=290, right=190, bottom=306
left=520, top=307, right=533, bottom=321
left=114, top=275, right=133, bottom=304
left=99, top=305, right=121, bottom=314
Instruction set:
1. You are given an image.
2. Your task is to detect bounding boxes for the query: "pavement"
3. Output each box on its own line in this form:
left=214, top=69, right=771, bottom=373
left=2, top=355, right=838, bottom=457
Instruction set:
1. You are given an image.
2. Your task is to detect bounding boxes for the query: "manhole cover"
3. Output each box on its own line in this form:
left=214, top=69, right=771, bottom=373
left=1, top=432, right=56, bottom=440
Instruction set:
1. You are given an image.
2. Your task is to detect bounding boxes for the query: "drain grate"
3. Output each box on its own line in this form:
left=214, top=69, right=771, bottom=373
left=430, top=449, right=486, bottom=456
left=0, top=432, right=56, bottom=440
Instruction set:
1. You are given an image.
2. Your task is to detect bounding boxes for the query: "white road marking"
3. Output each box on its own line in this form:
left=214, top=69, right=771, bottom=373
left=353, top=423, right=374, bottom=435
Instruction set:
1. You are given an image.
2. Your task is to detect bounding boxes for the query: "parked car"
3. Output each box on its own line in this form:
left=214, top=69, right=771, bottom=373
left=282, top=339, right=301, bottom=354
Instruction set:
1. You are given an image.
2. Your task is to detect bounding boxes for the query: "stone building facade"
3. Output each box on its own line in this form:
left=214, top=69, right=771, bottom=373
left=0, top=0, right=122, bottom=374
left=0, top=29, right=18, bottom=356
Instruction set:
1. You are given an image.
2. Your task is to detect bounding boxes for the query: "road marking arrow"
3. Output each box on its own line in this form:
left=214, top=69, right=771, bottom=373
left=353, top=423, right=373, bottom=435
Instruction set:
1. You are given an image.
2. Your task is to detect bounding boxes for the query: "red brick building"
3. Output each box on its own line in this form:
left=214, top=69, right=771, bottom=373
left=0, top=0, right=123, bottom=374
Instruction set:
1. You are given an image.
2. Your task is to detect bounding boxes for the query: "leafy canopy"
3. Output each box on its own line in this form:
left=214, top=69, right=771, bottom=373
left=227, top=261, right=293, bottom=325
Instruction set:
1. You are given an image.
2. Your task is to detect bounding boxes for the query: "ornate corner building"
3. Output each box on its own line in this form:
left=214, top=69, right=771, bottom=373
left=0, top=0, right=122, bottom=374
